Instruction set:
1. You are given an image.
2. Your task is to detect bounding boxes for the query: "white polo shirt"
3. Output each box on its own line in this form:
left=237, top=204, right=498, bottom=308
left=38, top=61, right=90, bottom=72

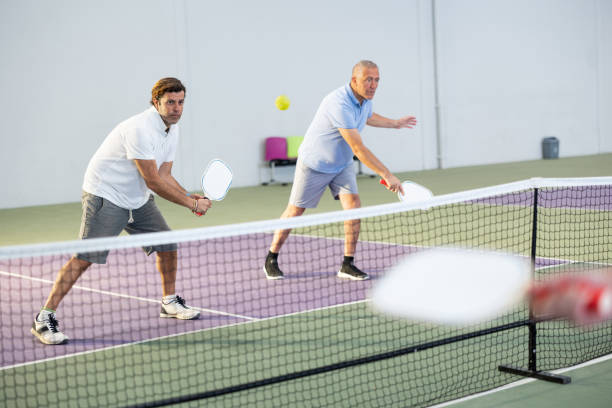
left=82, top=106, right=179, bottom=209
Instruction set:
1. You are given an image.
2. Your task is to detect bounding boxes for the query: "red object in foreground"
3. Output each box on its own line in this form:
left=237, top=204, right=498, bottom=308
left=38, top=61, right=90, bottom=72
left=530, top=274, right=612, bottom=325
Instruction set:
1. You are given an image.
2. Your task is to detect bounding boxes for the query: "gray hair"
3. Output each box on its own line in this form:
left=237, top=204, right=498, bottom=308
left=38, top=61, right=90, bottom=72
left=352, top=60, right=378, bottom=76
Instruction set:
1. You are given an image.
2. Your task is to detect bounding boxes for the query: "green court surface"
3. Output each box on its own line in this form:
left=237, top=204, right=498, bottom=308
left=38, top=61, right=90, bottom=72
left=0, top=302, right=531, bottom=407
left=1, top=153, right=611, bottom=407
left=2, top=153, right=612, bottom=246
left=3, top=279, right=610, bottom=407
left=447, top=359, right=612, bottom=408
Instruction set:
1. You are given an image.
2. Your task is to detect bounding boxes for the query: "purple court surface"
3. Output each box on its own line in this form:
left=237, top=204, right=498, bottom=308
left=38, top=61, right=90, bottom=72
left=2, top=231, right=569, bottom=369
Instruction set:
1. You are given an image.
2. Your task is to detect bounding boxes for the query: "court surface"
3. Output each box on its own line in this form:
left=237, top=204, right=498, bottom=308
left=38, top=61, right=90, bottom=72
left=1, top=154, right=611, bottom=407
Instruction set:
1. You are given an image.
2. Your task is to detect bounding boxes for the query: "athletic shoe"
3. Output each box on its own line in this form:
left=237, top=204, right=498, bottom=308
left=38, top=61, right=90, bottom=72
left=263, top=256, right=284, bottom=280
left=338, top=263, right=369, bottom=280
left=160, top=295, right=200, bottom=320
left=31, top=312, right=69, bottom=345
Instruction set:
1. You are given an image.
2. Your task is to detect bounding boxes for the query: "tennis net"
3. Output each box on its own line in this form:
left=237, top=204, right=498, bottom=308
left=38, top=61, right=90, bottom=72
left=1, top=177, right=611, bottom=407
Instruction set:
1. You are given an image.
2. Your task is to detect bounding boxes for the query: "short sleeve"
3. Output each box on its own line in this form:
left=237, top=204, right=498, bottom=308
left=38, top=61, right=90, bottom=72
left=325, top=100, right=356, bottom=129
left=124, top=127, right=155, bottom=160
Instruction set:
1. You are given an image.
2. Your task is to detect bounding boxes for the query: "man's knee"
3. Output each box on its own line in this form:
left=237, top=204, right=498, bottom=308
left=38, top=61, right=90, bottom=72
left=69, top=256, right=92, bottom=272
left=283, top=205, right=306, bottom=218
left=340, top=193, right=361, bottom=209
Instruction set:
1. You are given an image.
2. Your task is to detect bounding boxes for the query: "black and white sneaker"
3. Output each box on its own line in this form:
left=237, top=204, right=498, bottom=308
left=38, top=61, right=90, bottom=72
left=160, top=295, right=200, bottom=320
left=338, top=263, right=369, bottom=280
left=263, top=256, right=284, bottom=280
left=31, top=312, right=69, bottom=345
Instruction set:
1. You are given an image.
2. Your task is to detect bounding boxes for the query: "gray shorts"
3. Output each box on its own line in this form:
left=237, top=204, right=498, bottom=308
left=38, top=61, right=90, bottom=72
left=75, top=192, right=177, bottom=264
left=289, top=159, right=358, bottom=208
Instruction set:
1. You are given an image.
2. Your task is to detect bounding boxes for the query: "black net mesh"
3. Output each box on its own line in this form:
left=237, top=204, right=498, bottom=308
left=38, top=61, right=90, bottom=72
left=1, top=181, right=610, bottom=407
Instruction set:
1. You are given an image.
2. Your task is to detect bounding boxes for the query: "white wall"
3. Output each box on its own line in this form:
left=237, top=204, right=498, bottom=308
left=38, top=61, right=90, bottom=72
left=435, top=0, right=609, bottom=167
left=0, top=0, right=610, bottom=209
left=178, top=0, right=434, bottom=188
left=597, top=0, right=612, bottom=152
left=0, top=1, right=188, bottom=208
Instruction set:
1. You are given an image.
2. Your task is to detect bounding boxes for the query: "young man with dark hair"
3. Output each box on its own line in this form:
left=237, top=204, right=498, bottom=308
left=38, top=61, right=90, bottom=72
left=32, top=78, right=211, bottom=345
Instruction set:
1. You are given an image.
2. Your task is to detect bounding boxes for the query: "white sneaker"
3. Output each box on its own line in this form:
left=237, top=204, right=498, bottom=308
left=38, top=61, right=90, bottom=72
left=160, top=295, right=200, bottom=320
left=31, top=312, right=69, bottom=345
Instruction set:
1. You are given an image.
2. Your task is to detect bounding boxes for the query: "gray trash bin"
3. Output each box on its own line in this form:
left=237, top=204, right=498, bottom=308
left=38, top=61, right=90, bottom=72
left=542, top=137, right=559, bottom=159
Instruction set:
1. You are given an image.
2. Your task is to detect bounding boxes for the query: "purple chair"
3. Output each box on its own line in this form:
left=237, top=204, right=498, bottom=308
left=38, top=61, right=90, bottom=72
left=263, top=137, right=296, bottom=185
left=265, top=137, right=288, bottom=162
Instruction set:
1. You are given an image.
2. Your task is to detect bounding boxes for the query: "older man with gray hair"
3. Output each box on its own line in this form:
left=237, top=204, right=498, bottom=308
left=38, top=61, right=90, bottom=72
left=263, top=60, right=417, bottom=281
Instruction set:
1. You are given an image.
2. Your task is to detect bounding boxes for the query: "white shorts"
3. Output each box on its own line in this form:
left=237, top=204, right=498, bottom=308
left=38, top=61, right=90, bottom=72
left=289, top=159, right=358, bottom=208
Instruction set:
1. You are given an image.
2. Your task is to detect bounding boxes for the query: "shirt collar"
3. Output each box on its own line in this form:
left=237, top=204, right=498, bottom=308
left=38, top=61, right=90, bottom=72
left=345, top=83, right=363, bottom=107
left=148, top=106, right=172, bottom=134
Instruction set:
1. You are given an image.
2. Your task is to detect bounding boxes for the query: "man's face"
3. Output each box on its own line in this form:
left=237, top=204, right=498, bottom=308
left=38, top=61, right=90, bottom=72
left=351, top=67, right=380, bottom=101
left=153, top=91, right=185, bottom=126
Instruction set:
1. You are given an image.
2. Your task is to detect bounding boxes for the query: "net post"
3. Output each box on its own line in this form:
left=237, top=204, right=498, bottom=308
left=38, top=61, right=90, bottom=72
left=498, top=187, right=571, bottom=385
left=528, top=187, right=539, bottom=372
left=497, top=365, right=571, bottom=384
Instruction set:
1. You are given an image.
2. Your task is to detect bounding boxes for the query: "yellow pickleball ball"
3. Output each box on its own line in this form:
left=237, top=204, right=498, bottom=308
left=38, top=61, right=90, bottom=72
left=275, top=95, right=290, bottom=110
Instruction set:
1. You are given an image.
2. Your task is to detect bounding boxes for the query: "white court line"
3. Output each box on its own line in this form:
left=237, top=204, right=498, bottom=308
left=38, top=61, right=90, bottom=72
left=3, top=256, right=610, bottom=377
left=429, top=353, right=612, bottom=408
left=0, top=270, right=256, bottom=321
left=427, top=261, right=612, bottom=408
left=1, top=293, right=367, bottom=372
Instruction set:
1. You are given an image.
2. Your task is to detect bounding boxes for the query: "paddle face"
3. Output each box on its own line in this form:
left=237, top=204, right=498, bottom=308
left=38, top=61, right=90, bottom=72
left=370, top=248, right=531, bottom=325
left=380, top=179, right=434, bottom=204
left=201, top=159, right=232, bottom=201
left=398, top=181, right=433, bottom=203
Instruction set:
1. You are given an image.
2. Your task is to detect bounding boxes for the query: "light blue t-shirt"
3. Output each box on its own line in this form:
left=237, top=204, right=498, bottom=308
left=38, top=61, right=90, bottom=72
left=298, top=84, right=373, bottom=173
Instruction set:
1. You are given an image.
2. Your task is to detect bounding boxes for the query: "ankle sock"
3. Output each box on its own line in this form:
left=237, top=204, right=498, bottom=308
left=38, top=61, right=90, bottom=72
left=162, top=294, right=177, bottom=304
left=37, top=308, right=55, bottom=321
left=266, top=251, right=279, bottom=264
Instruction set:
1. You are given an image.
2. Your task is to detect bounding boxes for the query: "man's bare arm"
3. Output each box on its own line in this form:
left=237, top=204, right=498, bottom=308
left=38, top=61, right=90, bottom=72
left=158, top=162, right=187, bottom=193
left=338, top=128, right=402, bottom=193
left=134, top=159, right=210, bottom=213
left=366, top=113, right=417, bottom=128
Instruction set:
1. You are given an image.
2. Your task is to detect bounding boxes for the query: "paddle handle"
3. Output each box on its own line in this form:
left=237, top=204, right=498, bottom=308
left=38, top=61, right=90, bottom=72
left=193, top=196, right=209, bottom=217
left=194, top=199, right=211, bottom=216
